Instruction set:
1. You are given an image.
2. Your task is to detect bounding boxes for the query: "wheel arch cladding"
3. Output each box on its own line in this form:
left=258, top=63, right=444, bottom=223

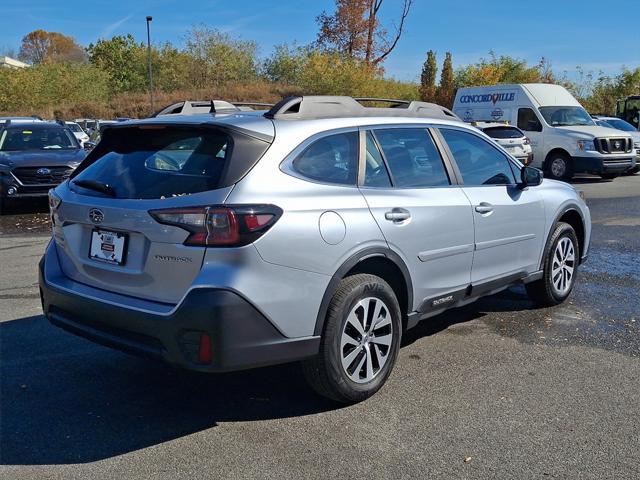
left=313, top=248, right=413, bottom=336
left=557, top=209, right=585, bottom=262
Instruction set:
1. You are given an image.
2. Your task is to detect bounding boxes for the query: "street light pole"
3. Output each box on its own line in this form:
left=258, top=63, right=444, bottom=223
left=146, top=16, right=154, bottom=112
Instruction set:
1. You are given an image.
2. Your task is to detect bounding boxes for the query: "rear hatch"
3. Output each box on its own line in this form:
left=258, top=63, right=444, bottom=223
left=482, top=126, right=528, bottom=157
left=51, top=122, right=272, bottom=304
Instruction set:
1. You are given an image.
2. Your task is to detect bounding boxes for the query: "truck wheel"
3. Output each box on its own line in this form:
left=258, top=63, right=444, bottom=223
left=526, top=222, right=579, bottom=307
left=302, top=274, right=402, bottom=404
left=546, top=153, right=573, bottom=181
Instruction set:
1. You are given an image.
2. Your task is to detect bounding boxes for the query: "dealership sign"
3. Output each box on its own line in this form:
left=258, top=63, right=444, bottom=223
left=459, top=92, right=516, bottom=105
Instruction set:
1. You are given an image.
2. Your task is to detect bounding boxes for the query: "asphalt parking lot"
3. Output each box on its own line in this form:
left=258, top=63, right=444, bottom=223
left=0, top=175, right=639, bottom=479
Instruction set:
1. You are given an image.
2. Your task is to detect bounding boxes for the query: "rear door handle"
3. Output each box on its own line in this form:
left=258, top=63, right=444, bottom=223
left=385, top=208, right=411, bottom=222
left=474, top=203, right=494, bottom=214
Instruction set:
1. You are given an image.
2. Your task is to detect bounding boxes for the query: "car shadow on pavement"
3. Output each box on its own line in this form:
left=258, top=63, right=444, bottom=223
left=1, top=287, right=539, bottom=466
left=0, top=315, right=338, bottom=465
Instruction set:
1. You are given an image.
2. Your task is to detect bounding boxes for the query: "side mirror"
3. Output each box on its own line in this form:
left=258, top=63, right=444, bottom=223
left=519, top=166, right=542, bottom=188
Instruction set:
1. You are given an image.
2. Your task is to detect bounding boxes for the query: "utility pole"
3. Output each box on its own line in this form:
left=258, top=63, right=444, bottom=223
left=146, top=16, right=154, bottom=112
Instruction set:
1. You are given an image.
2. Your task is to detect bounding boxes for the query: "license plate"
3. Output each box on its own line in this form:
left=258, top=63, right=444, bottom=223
left=90, top=229, right=127, bottom=265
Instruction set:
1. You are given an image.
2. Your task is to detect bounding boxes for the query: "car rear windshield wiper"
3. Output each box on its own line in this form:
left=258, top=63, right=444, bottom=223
left=72, top=179, right=116, bottom=197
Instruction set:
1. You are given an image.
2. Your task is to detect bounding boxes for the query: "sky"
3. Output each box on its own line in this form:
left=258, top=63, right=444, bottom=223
left=1, top=0, right=639, bottom=82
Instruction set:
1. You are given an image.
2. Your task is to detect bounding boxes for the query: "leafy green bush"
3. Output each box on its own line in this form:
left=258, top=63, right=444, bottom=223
left=0, top=62, right=109, bottom=115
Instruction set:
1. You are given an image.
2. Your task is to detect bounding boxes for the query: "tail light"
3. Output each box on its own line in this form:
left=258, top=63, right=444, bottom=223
left=149, top=204, right=282, bottom=247
left=523, top=137, right=531, bottom=145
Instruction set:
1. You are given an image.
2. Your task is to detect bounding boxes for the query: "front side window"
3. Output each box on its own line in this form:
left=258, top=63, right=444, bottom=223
left=440, top=128, right=517, bottom=186
left=0, top=127, right=78, bottom=151
left=372, top=128, right=450, bottom=188
left=517, top=108, right=542, bottom=132
left=291, top=132, right=358, bottom=185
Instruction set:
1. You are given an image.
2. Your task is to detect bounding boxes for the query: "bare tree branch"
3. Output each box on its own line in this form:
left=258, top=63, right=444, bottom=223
left=372, top=0, right=412, bottom=66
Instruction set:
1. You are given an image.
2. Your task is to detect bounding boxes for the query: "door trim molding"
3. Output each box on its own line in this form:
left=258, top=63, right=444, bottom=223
left=475, top=233, right=536, bottom=251
left=418, top=243, right=474, bottom=262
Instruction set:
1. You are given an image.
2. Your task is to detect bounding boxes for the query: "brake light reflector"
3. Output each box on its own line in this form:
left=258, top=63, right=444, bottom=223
left=149, top=204, right=282, bottom=247
left=198, top=333, right=212, bottom=364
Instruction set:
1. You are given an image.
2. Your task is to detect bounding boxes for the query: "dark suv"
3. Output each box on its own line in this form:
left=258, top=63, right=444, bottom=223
left=0, top=121, right=86, bottom=213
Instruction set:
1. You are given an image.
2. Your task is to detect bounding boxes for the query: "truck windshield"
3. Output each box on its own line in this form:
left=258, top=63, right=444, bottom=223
left=538, top=106, right=595, bottom=127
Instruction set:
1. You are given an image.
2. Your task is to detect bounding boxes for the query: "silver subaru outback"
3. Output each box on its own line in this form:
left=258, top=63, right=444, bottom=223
left=40, top=96, right=591, bottom=403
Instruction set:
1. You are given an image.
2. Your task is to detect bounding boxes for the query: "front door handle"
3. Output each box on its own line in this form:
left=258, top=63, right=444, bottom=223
left=385, top=208, right=411, bottom=222
left=475, top=203, right=494, bottom=214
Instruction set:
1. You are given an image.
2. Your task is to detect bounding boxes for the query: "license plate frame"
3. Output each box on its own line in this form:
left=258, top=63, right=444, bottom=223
left=89, top=229, right=128, bottom=265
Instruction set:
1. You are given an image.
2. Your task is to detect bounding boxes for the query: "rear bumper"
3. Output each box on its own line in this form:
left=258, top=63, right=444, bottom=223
left=39, top=242, right=320, bottom=372
left=573, top=155, right=636, bottom=174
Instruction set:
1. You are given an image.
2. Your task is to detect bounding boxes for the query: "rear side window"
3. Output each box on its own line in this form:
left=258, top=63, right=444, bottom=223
left=373, top=128, right=450, bottom=188
left=291, top=132, right=358, bottom=185
left=482, top=126, right=523, bottom=139
left=71, top=126, right=269, bottom=199
left=517, top=108, right=542, bottom=132
left=440, top=128, right=517, bottom=186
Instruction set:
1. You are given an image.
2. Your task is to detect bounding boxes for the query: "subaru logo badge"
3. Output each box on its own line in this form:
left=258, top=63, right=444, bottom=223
left=36, top=167, right=51, bottom=176
left=88, top=208, right=104, bottom=224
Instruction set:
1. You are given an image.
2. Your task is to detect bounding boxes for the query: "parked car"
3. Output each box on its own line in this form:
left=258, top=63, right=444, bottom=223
left=453, top=84, right=635, bottom=180
left=0, top=121, right=86, bottom=213
left=472, top=122, right=533, bottom=165
left=65, top=121, right=90, bottom=147
left=592, top=115, right=640, bottom=174
left=40, top=96, right=591, bottom=403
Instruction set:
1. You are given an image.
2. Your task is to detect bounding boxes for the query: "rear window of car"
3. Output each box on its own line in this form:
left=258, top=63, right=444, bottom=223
left=482, top=126, right=523, bottom=139
left=70, top=125, right=270, bottom=199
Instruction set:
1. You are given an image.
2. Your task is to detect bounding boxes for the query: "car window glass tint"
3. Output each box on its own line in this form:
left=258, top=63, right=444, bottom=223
left=373, top=128, right=449, bottom=188
left=440, top=128, right=517, bottom=186
left=292, top=132, right=358, bottom=185
left=364, top=131, right=391, bottom=187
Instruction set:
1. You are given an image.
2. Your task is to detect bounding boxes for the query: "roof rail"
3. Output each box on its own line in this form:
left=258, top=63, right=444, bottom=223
left=151, top=100, right=275, bottom=117
left=263, top=96, right=460, bottom=121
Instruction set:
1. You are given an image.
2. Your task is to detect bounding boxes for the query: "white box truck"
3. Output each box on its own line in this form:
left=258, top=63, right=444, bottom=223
left=452, top=83, right=636, bottom=180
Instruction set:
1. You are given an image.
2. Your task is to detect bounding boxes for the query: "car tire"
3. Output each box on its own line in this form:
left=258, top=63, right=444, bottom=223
left=600, top=173, right=618, bottom=180
left=302, top=273, right=402, bottom=404
left=526, top=222, right=579, bottom=307
left=545, top=153, right=573, bottom=181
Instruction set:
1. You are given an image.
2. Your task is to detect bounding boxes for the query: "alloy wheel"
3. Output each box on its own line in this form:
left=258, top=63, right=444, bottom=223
left=551, top=237, right=575, bottom=295
left=340, top=297, right=393, bottom=384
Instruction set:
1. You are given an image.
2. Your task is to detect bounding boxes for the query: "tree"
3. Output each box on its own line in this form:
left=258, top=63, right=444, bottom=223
left=437, top=52, right=454, bottom=107
left=419, top=50, right=437, bottom=102
left=262, top=44, right=307, bottom=84
left=184, top=26, right=259, bottom=88
left=454, top=52, right=555, bottom=88
left=19, top=30, right=85, bottom=64
left=315, top=0, right=413, bottom=66
left=87, top=34, right=147, bottom=93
